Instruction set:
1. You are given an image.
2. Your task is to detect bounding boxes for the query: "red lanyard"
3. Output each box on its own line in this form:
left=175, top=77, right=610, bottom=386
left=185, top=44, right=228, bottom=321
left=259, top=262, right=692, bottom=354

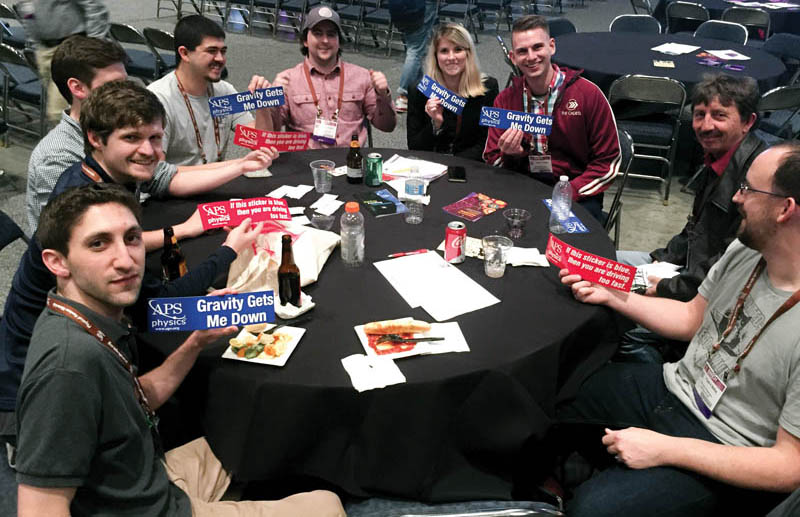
left=175, top=73, right=221, bottom=164
left=710, top=258, right=800, bottom=377
left=46, top=296, right=160, bottom=433
left=523, top=83, right=553, bottom=155
left=302, top=62, right=345, bottom=120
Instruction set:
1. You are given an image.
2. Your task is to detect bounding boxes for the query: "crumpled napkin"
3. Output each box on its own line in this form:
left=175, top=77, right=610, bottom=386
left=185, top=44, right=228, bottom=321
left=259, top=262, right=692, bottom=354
left=341, top=354, right=406, bottom=392
left=506, top=247, right=549, bottom=267
left=275, top=292, right=315, bottom=319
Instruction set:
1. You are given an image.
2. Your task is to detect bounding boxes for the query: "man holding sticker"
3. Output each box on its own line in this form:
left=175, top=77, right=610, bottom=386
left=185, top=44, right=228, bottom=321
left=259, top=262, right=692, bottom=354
left=482, top=15, right=620, bottom=221
left=269, top=6, right=397, bottom=149
left=15, top=183, right=346, bottom=516
left=0, top=81, right=263, bottom=456
left=148, top=15, right=277, bottom=179
left=556, top=141, right=800, bottom=516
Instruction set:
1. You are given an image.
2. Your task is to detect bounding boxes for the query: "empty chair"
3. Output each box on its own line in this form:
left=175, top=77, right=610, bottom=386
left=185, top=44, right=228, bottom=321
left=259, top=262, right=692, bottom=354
left=249, top=0, right=279, bottom=35
left=109, top=23, right=160, bottom=82
left=665, top=1, right=708, bottom=34
left=275, top=0, right=321, bottom=36
left=604, top=129, right=634, bottom=249
left=609, top=14, right=661, bottom=33
left=476, top=0, right=513, bottom=32
left=721, top=6, right=770, bottom=44
left=143, top=27, right=177, bottom=78
left=630, top=0, right=653, bottom=15
left=438, top=0, right=481, bottom=44
left=0, top=42, right=45, bottom=143
left=0, top=3, right=26, bottom=49
left=694, top=20, right=748, bottom=45
left=361, top=1, right=403, bottom=57
left=608, top=74, right=687, bottom=204
left=336, top=1, right=365, bottom=47
left=547, top=17, right=576, bottom=38
left=755, top=84, right=800, bottom=144
left=763, top=33, right=800, bottom=85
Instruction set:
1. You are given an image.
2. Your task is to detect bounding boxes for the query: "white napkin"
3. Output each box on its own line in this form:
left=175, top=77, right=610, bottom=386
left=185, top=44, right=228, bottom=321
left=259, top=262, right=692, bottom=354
left=341, top=354, right=406, bottom=392
left=285, top=184, right=314, bottom=199
left=292, top=215, right=311, bottom=226
left=275, top=292, right=315, bottom=319
left=635, top=262, right=681, bottom=288
left=506, top=247, right=549, bottom=267
left=244, top=167, right=272, bottom=178
left=387, top=179, right=431, bottom=205
left=289, top=206, right=306, bottom=215
left=331, top=165, right=348, bottom=177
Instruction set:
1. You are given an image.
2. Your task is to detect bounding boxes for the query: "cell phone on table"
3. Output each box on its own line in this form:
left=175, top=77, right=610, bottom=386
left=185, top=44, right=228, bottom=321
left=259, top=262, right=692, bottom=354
left=447, top=166, right=467, bottom=182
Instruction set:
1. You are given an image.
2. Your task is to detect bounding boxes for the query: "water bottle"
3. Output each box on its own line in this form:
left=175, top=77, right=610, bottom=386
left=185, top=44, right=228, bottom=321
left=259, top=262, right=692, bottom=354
left=340, top=201, right=365, bottom=267
left=549, top=175, right=572, bottom=234
left=404, top=162, right=424, bottom=197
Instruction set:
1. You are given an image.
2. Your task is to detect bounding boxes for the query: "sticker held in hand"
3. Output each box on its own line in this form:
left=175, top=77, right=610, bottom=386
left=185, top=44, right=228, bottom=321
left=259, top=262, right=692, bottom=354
left=147, top=291, right=275, bottom=332
left=416, top=75, right=467, bottom=115
left=198, top=197, right=291, bottom=230
left=545, top=234, right=635, bottom=292
left=234, top=124, right=310, bottom=152
left=208, top=86, right=285, bottom=117
left=479, top=106, right=553, bottom=135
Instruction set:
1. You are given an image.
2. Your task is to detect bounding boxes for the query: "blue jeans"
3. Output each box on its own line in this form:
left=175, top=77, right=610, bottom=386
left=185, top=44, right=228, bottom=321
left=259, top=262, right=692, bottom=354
left=397, top=1, right=437, bottom=97
left=556, top=363, right=783, bottom=516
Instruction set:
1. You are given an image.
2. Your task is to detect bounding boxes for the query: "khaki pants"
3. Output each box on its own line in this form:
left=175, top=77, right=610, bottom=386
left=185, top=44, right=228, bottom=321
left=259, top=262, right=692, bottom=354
left=35, top=45, right=68, bottom=123
left=164, top=438, right=346, bottom=517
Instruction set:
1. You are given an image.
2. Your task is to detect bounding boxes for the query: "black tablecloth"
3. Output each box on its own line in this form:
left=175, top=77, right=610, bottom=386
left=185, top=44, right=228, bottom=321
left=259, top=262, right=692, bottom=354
left=654, top=0, right=800, bottom=35
left=552, top=32, right=786, bottom=94
left=141, top=149, right=618, bottom=502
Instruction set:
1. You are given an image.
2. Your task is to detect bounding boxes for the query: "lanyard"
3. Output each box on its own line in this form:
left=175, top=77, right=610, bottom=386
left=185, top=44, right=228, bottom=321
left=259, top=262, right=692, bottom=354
left=709, top=258, right=800, bottom=378
left=302, top=62, right=345, bottom=121
left=175, top=73, right=221, bottom=165
left=46, top=296, right=163, bottom=449
left=523, top=66, right=562, bottom=155
left=81, top=161, right=103, bottom=183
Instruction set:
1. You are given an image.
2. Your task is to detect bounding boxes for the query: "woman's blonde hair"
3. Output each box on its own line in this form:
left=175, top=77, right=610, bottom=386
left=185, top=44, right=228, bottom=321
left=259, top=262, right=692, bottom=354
left=424, top=23, right=487, bottom=98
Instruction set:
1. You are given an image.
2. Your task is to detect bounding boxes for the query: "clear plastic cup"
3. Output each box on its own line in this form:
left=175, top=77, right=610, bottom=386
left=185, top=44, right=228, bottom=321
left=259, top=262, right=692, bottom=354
left=404, top=198, right=423, bottom=224
left=310, top=160, right=334, bottom=193
left=482, top=235, right=513, bottom=278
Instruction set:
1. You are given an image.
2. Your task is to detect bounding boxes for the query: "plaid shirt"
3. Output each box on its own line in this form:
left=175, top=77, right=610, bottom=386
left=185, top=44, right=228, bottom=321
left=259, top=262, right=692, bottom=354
left=524, top=64, right=565, bottom=155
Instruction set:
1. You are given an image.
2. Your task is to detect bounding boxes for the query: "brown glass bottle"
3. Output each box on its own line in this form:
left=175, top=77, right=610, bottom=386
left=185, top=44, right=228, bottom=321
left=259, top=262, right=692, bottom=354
left=161, top=226, right=187, bottom=282
left=278, top=234, right=301, bottom=306
left=346, top=134, right=363, bottom=184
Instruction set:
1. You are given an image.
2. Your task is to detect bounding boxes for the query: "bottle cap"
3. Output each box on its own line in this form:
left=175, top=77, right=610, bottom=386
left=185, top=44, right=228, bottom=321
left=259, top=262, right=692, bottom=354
left=345, top=201, right=360, bottom=213
left=560, top=175, right=568, bottom=182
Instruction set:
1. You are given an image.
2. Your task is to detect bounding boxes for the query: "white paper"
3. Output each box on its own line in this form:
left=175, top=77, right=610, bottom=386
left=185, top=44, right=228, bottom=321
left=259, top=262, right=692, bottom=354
left=267, top=185, right=291, bottom=198
left=651, top=42, right=700, bottom=55
left=311, top=193, right=339, bottom=209
left=289, top=206, right=306, bottom=215
left=292, top=215, right=311, bottom=226
left=315, top=199, right=344, bottom=216
left=382, top=154, right=448, bottom=182
left=506, top=247, right=549, bottom=267
left=705, top=49, right=751, bottom=61
left=341, top=354, right=406, bottom=392
left=331, top=165, right=348, bottom=177
left=285, top=184, right=315, bottom=199
left=635, top=261, right=681, bottom=289
left=354, top=321, right=470, bottom=359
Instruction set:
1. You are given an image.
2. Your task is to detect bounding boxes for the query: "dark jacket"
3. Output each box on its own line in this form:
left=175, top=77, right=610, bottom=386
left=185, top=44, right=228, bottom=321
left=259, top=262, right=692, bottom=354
left=651, top=131, right=767, bottom=301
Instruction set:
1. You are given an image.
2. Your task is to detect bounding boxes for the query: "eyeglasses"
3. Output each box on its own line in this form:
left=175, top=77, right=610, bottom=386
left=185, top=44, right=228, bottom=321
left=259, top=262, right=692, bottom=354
left=738, top=182, right=787, bottom=198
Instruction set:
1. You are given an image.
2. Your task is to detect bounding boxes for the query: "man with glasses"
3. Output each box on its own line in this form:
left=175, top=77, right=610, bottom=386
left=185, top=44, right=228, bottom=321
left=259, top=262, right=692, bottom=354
left=557, top=140, right=800, bottom=517
left=615, top=74, right=767, bottom=362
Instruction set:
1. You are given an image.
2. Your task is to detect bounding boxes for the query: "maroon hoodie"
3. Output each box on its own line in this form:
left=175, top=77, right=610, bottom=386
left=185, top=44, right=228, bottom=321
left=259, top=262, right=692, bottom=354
left=483, top=66, right=620, bottom=200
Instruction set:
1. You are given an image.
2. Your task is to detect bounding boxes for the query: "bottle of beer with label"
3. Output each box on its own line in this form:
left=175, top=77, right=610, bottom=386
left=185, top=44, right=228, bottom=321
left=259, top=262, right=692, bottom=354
left=346, top=134, right=363, bottom=184
left=278, top=234, right=301, bottom=306
left=161, top=226, right=187, bottom=282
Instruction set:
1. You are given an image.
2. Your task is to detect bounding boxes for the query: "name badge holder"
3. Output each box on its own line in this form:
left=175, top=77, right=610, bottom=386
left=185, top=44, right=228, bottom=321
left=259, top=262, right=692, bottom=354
left=529, top=153, right=553, bottom=174
left=303, top=62, right=344, bottom=146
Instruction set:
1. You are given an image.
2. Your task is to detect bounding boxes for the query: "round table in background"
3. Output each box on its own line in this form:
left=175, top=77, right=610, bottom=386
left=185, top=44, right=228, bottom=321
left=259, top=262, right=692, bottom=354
left=142, top=149, right=619, bottom=502
left=653, top=0, right=800, bottom=36
left=552, top=32, right=786, bottom=94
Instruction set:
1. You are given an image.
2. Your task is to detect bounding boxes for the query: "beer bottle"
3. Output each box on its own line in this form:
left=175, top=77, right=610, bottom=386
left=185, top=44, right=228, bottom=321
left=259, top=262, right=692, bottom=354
left=161, top=226, right=187, bottom=282
left=346, top=134, right=363, bottom=184
left=278, top=234, right=301, bottom=306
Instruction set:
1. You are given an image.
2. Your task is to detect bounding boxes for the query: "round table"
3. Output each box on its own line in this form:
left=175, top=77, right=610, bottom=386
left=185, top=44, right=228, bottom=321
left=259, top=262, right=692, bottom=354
left=654, top=0, right=800, bottom=36
left=552, top=32, right=786, bottom=94
left=142, top=149, right=618, bottom=502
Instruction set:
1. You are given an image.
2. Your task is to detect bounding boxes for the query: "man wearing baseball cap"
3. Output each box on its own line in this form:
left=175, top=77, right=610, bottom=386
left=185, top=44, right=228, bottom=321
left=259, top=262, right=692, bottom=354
left=269, top=6, right=397, bottom=148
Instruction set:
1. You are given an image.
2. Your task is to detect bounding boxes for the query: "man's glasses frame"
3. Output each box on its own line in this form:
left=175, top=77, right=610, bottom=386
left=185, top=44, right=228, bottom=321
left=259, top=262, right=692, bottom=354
left=738, top=182, right=788, bottom=198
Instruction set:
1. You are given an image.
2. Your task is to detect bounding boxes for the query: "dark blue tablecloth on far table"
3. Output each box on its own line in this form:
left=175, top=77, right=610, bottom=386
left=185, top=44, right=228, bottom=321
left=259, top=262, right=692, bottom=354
left=654, top=0, right=800, bottom=35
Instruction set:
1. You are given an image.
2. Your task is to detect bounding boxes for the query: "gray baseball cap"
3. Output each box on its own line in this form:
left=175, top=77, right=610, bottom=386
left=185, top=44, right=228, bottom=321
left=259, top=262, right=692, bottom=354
left=302, top=6, right=342, bottom=33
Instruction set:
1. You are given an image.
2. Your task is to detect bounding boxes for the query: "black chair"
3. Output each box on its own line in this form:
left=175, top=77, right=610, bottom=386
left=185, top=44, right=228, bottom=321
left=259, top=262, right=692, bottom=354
left=361, top=0, right=403, bottom=57
left=142, top=27, right=178, bottom=78
left=109, top=23, right=160, bottom=83
left=609, top=14, right=661, bottom=34
left=249, top=0, right=279, bottom=34
left=496, top=33, right=520, bottom=89
left=0, top=42, right=45, bottom=143
left=345, top=497, right=564, bottom=516
left=0, top=3, right=25, bottom=49
left=665, top=1, right=708, bottom=34
left=0, top=209, right=27, bottom=251
left=335, top=0, right=365, bottom=48
left=547, top=17, right=576, bottom=38
left=693, top=19, right=748, bottom=45
left=604, top=129, right=634, bottom=249
left=275, top=0, right=321, bottom=36
left=476, top=0, right=513, bottom=32
left=608, top=74, right=687, bottom=204
left=629, top=0, right=653, bottom=15
left=156, top=0, right=203, bottom=18
left=225, top=0, right=253, bottom=31
left=763, top=33, right=800, bottom=86
left=721, top=6, right=769, bottom=45
left=755, top=84, right=800, bottom=144
left=438, top=0, right=481, bottom=44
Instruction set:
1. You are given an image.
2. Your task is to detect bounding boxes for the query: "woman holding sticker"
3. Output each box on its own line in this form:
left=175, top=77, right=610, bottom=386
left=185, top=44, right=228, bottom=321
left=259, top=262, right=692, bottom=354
left=407, top=23, right=499, bottom=162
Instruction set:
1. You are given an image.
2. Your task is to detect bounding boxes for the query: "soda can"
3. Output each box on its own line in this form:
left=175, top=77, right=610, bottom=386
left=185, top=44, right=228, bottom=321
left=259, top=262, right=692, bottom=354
left=444, top=221, right=466, bottom=264
left=365, top=153, right=383, bottom=187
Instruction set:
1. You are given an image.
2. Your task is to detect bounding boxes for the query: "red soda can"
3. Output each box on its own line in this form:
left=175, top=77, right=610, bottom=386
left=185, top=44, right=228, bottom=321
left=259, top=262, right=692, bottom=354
left=444, top=221, right=466, bottom=263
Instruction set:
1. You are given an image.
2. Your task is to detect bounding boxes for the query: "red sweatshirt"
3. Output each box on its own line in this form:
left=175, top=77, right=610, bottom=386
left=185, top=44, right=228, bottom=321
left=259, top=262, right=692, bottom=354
left=482, top=67, right=621, bottom=200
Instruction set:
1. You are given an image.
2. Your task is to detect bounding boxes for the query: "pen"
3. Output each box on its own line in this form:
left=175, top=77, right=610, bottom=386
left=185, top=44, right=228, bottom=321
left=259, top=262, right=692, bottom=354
left=387, top=249, right=428, bottom=258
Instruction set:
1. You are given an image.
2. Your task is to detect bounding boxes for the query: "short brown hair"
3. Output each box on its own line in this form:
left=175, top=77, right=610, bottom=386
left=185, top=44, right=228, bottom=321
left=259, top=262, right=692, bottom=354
left=51, top=35, right=128, bottom=104
left=38, top=183, right=142, bottom=257
left=511, top=15, right=550, bottom=36
left=80, top=80, right=165, bottom=155
left=691, top=73, right=760, bottom=123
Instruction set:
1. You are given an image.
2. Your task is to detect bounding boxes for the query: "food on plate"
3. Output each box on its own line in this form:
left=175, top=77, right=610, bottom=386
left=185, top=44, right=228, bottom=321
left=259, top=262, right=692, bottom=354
left=366, top=332, right=417, bottom=355
left=363, top=318, right=431, bottom=335
left=229, top=328, right=292, bottom=360
left=244, top=323, right=268, bottom=333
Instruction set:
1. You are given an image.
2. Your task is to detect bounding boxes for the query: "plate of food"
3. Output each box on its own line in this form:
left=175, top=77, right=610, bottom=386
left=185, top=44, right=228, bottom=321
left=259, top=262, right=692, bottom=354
left=354, top=317, right=469, bottom=359
left=221, top=323, right=306, bottom=367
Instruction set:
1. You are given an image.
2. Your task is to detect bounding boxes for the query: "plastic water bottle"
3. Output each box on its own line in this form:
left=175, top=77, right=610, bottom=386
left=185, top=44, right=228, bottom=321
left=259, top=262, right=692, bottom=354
left=549, top=175, right=572, bottom=234
left=340, top=201, right=365, bottom=267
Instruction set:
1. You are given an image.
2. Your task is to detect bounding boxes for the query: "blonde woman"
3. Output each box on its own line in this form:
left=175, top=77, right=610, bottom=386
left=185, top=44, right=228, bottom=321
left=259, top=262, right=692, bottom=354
left=407, top=23, right=499, bottom=161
